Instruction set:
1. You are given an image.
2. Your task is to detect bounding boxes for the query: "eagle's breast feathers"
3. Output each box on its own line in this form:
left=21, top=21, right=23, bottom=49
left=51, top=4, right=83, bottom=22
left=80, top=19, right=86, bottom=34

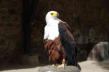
left=44, top=37, right=66, bottom=64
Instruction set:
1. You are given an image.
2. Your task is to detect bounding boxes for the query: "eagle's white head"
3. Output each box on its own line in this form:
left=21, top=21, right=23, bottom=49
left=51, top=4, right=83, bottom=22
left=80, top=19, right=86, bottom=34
left=45, top=11, right=60, bottom=24
left=44, top=11, right=61, bottom=40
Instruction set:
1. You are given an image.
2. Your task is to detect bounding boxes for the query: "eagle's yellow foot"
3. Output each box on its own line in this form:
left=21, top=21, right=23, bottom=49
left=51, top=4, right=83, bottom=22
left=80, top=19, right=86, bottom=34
left=57, top=63, right=65, bottom=68
left=57, top=59, right=66, bottom=68
left=51, top=64, right=55, bottom=66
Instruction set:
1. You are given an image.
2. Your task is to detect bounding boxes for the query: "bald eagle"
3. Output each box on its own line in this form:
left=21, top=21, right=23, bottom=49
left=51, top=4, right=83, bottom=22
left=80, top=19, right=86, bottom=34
left=44, top=11, right=80, bottom=69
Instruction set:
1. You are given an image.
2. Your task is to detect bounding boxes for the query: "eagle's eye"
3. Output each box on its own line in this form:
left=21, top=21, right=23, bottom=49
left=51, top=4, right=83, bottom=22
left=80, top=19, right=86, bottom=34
left=51, top=13, right=54, bottom=15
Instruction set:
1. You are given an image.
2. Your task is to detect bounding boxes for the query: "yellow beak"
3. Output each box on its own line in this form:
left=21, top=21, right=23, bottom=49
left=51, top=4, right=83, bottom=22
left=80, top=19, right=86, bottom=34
left=52, top=13, right=57, bottom=17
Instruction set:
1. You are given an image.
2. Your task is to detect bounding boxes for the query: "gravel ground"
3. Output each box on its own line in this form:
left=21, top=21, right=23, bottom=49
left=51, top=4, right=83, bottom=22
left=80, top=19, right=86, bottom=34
left=0, top=60, right=109, bottom=72
left=0, top=66, right=79, bottom=72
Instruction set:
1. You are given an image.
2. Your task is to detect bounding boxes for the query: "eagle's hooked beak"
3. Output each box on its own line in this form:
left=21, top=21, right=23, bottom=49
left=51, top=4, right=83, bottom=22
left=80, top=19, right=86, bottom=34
left=51, top=13, right=57, bottom=17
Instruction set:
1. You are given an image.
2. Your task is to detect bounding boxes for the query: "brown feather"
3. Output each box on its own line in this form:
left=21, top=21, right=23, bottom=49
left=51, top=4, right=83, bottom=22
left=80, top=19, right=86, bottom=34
left=44, top=37, right=66, bottom=64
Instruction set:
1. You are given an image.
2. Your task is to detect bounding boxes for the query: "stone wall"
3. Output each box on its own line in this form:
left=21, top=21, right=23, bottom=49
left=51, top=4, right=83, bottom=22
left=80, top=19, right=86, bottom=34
left=0, top=0, right=22, bottom=64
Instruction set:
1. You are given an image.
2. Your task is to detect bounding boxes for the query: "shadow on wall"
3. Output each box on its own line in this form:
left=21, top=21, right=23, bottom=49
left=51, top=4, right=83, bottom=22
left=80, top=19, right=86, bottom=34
left=77, top=42, right=96, bottom=62
left=0, top=53, right=48, bottom=71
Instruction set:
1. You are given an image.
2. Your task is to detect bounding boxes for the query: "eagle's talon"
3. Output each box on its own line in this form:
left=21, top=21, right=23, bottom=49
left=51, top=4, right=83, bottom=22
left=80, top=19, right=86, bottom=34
left=57, top=59, right=66, bottom=68
left=57, top=64, right=65, bottom=68
left=51, top=64, right=55, bottom=66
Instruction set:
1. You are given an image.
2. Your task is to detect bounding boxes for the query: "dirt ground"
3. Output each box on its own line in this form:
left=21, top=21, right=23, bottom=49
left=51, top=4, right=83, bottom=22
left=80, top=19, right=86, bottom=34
left=0, top=60, right=109, bottom=72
